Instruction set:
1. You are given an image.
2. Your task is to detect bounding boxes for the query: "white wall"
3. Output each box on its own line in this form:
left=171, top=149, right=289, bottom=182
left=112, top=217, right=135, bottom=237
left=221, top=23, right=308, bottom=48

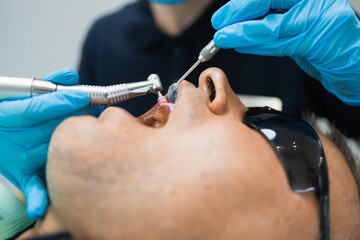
left=351, top=0, right=360, bottom=11
left=0, top=0, right=133, bottom=78
left=0, top=0, right=359, bottom=78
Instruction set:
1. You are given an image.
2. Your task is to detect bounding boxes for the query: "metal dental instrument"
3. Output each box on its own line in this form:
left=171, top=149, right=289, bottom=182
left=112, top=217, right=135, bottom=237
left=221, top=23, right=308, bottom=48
left=0, top=74, right=163, bottom=105
left=167, top=39, right=220, bottom=103
left=178, top=39, right=220, bottom=84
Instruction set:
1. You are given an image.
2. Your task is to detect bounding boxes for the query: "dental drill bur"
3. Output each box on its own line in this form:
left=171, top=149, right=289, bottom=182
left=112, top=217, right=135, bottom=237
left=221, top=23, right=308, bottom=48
left=167, top=39, right=220, bottom=102
left=0, top=74, right=163, bottom=106
left=157, top=90, right=168, bottom=105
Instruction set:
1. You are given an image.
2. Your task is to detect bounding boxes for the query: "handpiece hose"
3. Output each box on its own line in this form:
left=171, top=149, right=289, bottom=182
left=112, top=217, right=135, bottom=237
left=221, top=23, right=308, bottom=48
left=0, top=74, right=163, bottom=105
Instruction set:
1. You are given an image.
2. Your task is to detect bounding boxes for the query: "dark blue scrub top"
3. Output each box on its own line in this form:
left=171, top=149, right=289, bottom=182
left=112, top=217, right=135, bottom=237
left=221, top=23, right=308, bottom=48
left=78, top=0, right=360, bottom=138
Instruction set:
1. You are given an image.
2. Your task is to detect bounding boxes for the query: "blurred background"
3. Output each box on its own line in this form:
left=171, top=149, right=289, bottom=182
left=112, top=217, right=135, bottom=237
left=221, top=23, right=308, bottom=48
left=0, top=0, right=133, bottom=77
left=0, top=0, right=359, bottom=78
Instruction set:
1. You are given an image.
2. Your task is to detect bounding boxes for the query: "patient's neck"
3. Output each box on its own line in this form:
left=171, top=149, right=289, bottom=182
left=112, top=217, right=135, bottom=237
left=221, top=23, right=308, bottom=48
left=149, top=0, right=214, bottom=37
left=17, top=207, right=65, bottom=239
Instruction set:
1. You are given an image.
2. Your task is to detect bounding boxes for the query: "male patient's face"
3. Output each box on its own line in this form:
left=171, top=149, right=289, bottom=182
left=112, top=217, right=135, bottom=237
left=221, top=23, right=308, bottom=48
left=48, top=68, right=325, bottom=239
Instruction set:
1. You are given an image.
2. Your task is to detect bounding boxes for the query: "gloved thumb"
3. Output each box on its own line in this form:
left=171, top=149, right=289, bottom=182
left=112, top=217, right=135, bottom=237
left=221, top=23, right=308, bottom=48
left=42, top=68, right=79, bottom=85
left=24, top=174, right=48, bottom=221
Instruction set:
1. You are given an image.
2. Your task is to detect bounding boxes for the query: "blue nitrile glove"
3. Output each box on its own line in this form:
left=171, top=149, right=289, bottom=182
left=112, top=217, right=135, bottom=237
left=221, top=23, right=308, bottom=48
left=148, top=0, right=190, bottom=5
left=212, top=0, right=360, bottom=105
left=0, top=68, right=103, bottom=220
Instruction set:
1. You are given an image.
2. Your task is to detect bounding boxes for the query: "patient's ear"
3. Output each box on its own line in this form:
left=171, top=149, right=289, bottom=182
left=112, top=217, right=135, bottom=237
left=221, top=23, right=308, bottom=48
left=199, top=68, right=228, bottom=115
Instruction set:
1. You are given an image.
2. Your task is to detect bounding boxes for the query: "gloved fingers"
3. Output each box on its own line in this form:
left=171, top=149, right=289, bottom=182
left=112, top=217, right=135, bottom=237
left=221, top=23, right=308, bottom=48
left=21, top=105, right=104, bottom=145
left=24, top=143, right=49, bottom=175
left=0, top=137, right=23, bottom=189
left=291, top=56, right=322, bottom=80
left=42, top=68, right=79, bottom=85
left=0, top=90, right=89, bottom=128
left=214, top=13, right=286, bottom=49
left=213, top=10, right=313, bottom=57
left=270, top=0, right=301, bottom=9
left=0, top=106, right=103, bottom=146
left=0, top=136, right=48, bottom=191
left=211, top=0, right=301, bottom=30
left=24, top=173, right=48, bottom=221
left=0, top=123, right=52, bottom=152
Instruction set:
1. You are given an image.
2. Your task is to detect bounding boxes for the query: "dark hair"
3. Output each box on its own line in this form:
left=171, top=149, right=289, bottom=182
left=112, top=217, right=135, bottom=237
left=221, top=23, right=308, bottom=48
left=304, top=114, right=360, bottom=195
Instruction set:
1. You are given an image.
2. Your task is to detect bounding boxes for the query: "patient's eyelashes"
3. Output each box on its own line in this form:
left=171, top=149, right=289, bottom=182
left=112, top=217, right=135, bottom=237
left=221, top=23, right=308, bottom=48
left=207, top=77, right=216, bottom=102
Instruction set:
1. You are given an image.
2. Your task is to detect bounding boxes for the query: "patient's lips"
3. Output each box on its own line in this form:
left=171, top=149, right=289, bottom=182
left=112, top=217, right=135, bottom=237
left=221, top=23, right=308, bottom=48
left=138, top=100, right=174, bottom=128
left=153, top=103, right=174, bottom=127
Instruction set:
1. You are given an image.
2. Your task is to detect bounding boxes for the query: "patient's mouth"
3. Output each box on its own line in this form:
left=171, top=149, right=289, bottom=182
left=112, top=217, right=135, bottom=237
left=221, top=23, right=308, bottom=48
left=138, top=101, right=174, bottom=128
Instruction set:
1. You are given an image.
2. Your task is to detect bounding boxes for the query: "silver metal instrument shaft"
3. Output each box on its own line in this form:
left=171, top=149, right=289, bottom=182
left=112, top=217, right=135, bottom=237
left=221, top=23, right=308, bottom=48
left=0, top=74, right=163, bottom=106
left=176, top=39, right=220, bottom=85
left=167, top=39, right=220, bottom=103
left=177, top=60, right=201, bottom=84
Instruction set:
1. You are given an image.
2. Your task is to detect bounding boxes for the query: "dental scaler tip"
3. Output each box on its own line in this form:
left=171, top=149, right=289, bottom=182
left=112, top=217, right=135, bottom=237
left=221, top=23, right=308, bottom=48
left=176, top=39, right=220, bottom=85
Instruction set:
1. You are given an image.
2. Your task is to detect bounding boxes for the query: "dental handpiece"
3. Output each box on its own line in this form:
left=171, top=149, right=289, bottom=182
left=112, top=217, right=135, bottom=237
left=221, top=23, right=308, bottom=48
left=0, top=74, right=163, bottom=105
left=167, top=39, right=220, bottom=103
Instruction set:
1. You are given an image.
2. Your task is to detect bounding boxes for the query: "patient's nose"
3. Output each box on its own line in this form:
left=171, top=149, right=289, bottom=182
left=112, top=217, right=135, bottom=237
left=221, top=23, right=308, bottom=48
left=198, top=68, right=248, bottom=119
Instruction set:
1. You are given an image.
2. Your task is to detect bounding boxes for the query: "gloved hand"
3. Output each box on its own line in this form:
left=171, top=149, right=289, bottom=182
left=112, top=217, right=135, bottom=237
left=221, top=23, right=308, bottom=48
left=212, top=0, right=360, bottom=105
left=0, top=68, right=103, bottom=220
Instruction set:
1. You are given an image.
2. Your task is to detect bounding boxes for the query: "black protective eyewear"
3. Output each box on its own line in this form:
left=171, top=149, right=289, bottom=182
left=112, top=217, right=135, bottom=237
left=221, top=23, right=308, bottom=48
left=243, top=107, right=329, bottom=240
